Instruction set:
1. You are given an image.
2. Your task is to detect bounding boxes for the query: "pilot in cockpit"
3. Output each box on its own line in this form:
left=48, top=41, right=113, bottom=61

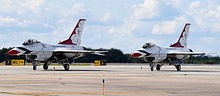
left=22, top=39, right=40, bottom=45
left=142, top=43, right=155, bottom=49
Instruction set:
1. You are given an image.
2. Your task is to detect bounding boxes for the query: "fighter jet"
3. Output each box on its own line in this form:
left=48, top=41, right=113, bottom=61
left=131, top=23, right=206, bottom=71
left=8, top=19, right=107, bottom=71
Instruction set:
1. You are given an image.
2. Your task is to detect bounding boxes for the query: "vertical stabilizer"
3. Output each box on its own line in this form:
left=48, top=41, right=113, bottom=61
left=170, top=23, right=191, bottom=48
left=59, top=19, right=86, bottom=45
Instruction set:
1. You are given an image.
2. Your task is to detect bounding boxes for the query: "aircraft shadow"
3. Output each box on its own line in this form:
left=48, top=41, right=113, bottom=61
left=44, top=69, right=111, bottom=72
left=160, top=70, right=219, bottom=72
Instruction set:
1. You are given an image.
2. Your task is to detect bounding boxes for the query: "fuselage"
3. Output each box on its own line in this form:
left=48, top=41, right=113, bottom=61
left=8, top=40, right=85, bottom=62
left=131, top=43, right=192, bottom=63
left=130, top=23, right=206, bottom=71
left=7, top=19, right=102, bottom=71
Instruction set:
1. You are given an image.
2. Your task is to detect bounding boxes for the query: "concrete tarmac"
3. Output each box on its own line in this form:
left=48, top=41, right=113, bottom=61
left=0, top=64, right=220, bottom=96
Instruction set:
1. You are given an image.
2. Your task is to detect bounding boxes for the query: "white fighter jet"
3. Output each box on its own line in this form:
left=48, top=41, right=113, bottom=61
left=8, top=19, right=107, bottom=71
left=131, top=23, right=206, bottom=71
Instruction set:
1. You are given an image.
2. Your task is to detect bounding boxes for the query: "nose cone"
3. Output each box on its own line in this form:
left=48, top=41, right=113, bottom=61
left=131, top=50, right=150, bottom=58
left=131, top=52, right=143, bottom=58
left=7, top=49, right=20, bottom=56
left=7, top=47, right=28, bottom=56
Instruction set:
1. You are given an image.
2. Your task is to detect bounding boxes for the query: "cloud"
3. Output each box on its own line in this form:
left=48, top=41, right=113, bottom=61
left=0, top=17, right=17, bottom=26
left=0, top=0, right=91, bottom=49
left=100, top=0, right=187, bottom=53
left=0, top=0, right=45, bottom=16
left=152, top=21, right=177, bottom=35
left=185, top=1, right=220, bottom=33
left=100, top=12, right=112, bottom=22
left=131, top=0, right=160, bottom=20
left=0, top=0, right=57, bottom=28
left=201, top=37, right=218, bottom=44
left=131, top=0, right=181, bottom=21
left=0, top=0, right=219, bottom=55
left=22, top=0, right=45, bottom=13
left=63, top=3, right=88, bottom=18
left=189, top=1, right=200, bottom=9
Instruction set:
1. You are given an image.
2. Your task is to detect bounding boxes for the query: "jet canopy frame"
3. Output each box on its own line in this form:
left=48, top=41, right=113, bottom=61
left=142, top=43, right=156, bottom=49
left=22, top=39, right=41, bottom=46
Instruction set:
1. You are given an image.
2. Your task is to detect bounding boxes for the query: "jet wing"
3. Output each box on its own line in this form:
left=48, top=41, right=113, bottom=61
left=167, top=52, right=206, bottom=55
left=53, top=49, right=108, bottom=56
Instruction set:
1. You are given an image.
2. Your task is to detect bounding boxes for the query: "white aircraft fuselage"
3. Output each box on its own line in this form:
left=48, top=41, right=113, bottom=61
left=15, top=41, right=85, bottom=61
left=132, top=43, right=192, bottom=63
left=8, top=19, right=106, bottom=71
left=131, top=23, right=205, bottom=71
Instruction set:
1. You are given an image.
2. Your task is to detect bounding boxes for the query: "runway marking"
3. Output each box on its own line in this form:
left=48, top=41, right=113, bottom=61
left=0, top=91, right=169, bottom=95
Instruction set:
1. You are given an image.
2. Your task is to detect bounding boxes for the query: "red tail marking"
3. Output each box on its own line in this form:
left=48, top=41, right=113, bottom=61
left=59, top=19, right=86, bottom=45
left=170, top=23, right=191, bottom=48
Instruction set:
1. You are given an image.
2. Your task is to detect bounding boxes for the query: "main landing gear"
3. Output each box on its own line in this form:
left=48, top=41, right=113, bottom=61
left=32, top=61, right=50, bottom=71
left=31, top=59, right=71, bottom=71
left=156, top=64, right=161, bottom=71
left=149, top=63, right=162, bottom=71
left=43, top=63, right=49, bottom=70
left=174, top=60, right=182, bottom=71
left=33, top=63, right=70, bottom=71
left=175, top=65, right=181, bottom=71
left=43, top=61, right=52, bottom=70
left=63, top=64, right=70, bottom=71
left=33, top=66, right=37, bottom=70
left=61, top=59, right=71, bottom=71
left=149, top=62, right=182, bottom=71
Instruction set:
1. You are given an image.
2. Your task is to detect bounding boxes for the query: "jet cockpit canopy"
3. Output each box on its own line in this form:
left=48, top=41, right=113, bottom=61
left=22, top=39, right=41, bottom=46
left=142, top=43, right=156, bottom=49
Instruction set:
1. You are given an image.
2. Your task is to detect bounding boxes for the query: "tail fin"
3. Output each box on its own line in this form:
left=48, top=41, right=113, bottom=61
left=170, top=23, right=191, bottom=48
left=59, top=19, right=86, bottom=45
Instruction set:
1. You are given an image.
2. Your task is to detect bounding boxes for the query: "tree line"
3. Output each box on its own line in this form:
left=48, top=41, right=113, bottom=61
left=0, top=47, right=220, bottom=64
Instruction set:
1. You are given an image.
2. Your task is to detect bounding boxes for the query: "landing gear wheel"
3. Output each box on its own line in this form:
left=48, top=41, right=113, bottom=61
left=33, top=66, right=37, bottom=70
left=176, top=65, right=181, bottom=71
left=156, top=65, right=161, bottom=71
left=150, top=67, right=154, bottom=71
left=43, top=64, right=48, bottom=70
left=64, top=64, right=70, bottom=71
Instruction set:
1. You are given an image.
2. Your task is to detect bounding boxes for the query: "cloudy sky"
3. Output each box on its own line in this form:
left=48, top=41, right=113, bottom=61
left=0, top=0, right=220, bottom=55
